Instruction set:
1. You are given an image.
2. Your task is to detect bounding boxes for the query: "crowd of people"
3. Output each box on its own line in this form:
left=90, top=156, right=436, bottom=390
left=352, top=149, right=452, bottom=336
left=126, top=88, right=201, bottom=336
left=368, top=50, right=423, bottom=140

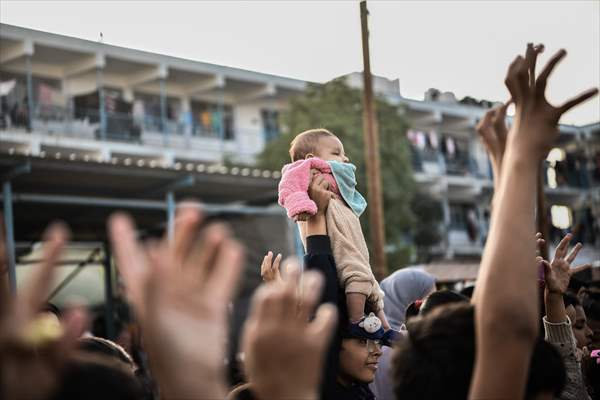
left=1, top=43, right=599, bottom=400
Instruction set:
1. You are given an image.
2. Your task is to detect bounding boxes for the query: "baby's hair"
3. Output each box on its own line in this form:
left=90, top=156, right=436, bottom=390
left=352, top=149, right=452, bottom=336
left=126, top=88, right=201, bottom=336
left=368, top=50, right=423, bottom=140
left=289, top=128, right=336, bottom=162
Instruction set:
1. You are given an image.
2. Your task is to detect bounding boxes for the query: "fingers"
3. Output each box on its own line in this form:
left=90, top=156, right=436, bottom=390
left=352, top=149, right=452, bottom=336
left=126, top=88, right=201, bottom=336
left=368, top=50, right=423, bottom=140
left=108, top=213, right=146, bottom=289
left=505, top=55, right=525, bottom=101
left=558, top=88, right=599, bottom=115
left=538, top=258, right=551, bottom=274
left=476, top=110, right=494, bottom=136
left=185, top=223, right=230, bottom=284
left=554, top=233, right=572, bottom=259
left=525, top=43, right=536, bottom=88
left=261, top=251, right=274, bottom=281
left=525, top=43, right=544, bottom=88
left=515, top=51, right=530, bottom=95
left=206, top=239, right=245, bottom=304
left=565, top=242, right=583, bottom=265
left=307, top=303, right=338, bottom=348
left=272, top=253, right=282, bottom=280
left=536, top=49, right=567, bottom=96
left=281, top=257, right=300, bottom=284
left=60, top=305, right=89, bottom=346
left=297, top=271, right=324, bottom=322
left=22, top=222, right=69, bottom=317
left=280, top=261, right=300, bottom=319
left=570, top=263, right=591, bottom=275
left=171, top=204, right=202, bottom=267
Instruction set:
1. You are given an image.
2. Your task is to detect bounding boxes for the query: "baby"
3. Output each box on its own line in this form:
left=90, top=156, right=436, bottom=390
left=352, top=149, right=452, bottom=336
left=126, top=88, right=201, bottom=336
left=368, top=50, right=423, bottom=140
left=278, top=128, right=398, bottom=344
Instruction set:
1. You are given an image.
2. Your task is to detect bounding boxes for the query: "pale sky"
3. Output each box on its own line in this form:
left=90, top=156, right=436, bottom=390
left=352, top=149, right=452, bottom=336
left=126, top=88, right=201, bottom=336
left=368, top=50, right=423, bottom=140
left=1, top=0, right=599, bottom=125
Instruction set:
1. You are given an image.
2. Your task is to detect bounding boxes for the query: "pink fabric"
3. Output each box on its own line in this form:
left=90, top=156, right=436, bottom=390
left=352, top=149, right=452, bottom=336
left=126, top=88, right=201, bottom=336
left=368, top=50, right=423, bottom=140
left=278, top=158, right=339, bottom=220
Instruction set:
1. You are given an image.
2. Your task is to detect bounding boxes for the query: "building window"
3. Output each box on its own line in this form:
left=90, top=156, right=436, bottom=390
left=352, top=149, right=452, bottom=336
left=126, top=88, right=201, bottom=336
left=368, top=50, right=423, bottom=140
left=191, top=101, right=234, bottom=140
left=551, top=205, right=572, bottom=229
left=449, top=204, right=479, bottom=242
left=261, top=109, right=280, bottom=142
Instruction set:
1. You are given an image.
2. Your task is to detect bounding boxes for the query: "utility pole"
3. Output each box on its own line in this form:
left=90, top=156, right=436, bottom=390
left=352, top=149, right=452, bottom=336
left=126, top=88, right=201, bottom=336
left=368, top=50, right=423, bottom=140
left=360, top=1, right=387, bottom=280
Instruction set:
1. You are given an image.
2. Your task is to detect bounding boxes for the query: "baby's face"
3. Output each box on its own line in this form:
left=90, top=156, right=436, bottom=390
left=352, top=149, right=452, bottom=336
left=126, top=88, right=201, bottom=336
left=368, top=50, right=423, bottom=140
left=314, top=135, right=350, bottom=163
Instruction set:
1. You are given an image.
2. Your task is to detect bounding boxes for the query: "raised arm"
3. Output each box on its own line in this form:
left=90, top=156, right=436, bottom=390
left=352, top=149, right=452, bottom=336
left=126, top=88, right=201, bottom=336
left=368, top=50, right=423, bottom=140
left=470, top=44, right=598, bottom=399
left=475, top=100, right=511, bottom=193
left=540, top=233, right=590, bottom=324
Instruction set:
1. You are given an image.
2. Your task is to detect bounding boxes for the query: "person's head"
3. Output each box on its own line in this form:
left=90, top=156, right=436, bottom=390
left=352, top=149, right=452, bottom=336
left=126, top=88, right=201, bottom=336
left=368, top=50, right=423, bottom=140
left=50, top=353, right=142, bottom=400
left=582, top=291, right=600, bottom=351
left=419, top=290, right=468, bottom=316
left=288, top=128, right=349, bottom=163
left=564, top=293, right=593, bottom=348
left=336, top=293, right=382, bottom=386
left=380, top=268, right=436, bottom=329
left=78, top=336, right=136, bottom=372
left=392, top=303, right=565, bottom=400
left=338, top=337, right=383, bottom=385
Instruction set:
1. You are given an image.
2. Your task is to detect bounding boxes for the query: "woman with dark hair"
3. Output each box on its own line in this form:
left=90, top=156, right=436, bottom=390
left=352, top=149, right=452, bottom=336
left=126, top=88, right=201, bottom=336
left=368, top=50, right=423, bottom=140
left=272, top=173, right=385, bottom=400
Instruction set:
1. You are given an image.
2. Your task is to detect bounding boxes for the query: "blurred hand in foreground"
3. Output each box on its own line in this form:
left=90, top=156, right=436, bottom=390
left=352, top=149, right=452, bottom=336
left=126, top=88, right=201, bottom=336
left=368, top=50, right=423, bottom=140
left=243, top=261, right=337, bottom=400
left=109, top=204, right=245, bottom=399
left=0, top=220, right=87, bottom=400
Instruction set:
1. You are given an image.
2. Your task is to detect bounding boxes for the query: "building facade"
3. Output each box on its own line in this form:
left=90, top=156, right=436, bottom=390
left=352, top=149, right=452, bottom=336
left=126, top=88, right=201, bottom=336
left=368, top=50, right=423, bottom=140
left=2, top=24, right=598, bottom=270
left=345, top=73, right=599, bottom=268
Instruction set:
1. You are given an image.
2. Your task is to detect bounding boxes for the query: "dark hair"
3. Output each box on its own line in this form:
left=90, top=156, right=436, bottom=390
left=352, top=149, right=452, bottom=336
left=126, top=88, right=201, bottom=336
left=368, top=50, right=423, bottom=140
left=50, top=354, right=142, bottom=400
left=568, top=276, right=586, bottom=293
left=78, top=337, right=135, bottom=370
left=392, top=303, right=565, bottom=399
left=459, top=285, right=475, bottom=299
left=405, top=302, right=420, bottom=322
left=563, top=293, right=581, bottom=308
left=419, top=290, right=468, bottom=316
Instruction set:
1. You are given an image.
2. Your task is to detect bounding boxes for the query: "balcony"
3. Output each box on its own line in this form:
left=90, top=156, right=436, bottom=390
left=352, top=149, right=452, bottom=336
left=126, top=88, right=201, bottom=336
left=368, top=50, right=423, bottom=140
left=0, top=100, right=262, bottom=166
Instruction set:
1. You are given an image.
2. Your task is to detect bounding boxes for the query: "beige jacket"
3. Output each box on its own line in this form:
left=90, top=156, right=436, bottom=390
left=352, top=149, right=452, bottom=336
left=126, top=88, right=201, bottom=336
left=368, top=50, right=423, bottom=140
left=299, top=198, right=384, bottom=311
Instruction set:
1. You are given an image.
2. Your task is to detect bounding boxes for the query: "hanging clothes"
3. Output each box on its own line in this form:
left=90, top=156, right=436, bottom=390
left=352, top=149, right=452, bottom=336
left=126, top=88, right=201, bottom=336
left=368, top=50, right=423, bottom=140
left=428, top=130, right=439, bottom=149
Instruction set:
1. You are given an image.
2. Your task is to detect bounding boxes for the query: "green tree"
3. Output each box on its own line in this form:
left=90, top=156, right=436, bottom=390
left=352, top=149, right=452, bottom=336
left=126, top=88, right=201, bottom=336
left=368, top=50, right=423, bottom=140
left=258, top=79, right=422, bottom=272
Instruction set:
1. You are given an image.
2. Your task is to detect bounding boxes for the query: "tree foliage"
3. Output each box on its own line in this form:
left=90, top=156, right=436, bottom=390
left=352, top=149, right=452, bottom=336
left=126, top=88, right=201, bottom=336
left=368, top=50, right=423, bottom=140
left=258, top=79, right=425, bottom=270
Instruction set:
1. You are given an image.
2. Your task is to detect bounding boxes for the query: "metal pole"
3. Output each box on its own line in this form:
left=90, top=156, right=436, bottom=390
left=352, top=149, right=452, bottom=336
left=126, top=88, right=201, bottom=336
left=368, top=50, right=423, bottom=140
left=160, top=78, right=168, bottom=146
left=360, top=1, right=387, bottom=280
left=103, top=242, right=116, bottom=339
left=25, top=55, right=34, bottom=132
left=97, top=67, right=107, bottom=140
left=166, top=191, right=175, bottom=241
left=2, top=182, right=17, bottom=294
left=218, top=86, right=225, bottom=162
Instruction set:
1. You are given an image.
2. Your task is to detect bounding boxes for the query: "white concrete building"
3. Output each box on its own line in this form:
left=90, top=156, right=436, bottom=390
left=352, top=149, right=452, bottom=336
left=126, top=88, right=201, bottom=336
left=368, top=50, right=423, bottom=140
left=344, top=72, right=599, bottom=271
left=0, top=23, right=306, bottom=167
left=2, top=24, right=598, bottom=276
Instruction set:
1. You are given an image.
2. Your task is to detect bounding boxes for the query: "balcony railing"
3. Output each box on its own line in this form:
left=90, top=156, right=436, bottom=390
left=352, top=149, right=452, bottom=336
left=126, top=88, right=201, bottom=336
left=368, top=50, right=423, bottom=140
left=1, top=102, right=237, bottom=145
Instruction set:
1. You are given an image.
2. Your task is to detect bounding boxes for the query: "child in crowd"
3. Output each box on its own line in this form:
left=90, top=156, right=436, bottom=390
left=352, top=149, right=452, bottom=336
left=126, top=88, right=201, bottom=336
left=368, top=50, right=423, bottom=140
left=278, top=128, right=397, bottom=344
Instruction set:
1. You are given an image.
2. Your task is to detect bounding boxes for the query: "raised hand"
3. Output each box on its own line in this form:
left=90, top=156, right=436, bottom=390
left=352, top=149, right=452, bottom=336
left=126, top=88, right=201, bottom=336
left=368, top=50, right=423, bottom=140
left=308, top=171, right=336, bottom=215
left=108, top=204, right=245, bottom=399
left=260, top=251, right=282, bottom=283
left=505, top=43, right=598, bottom=160
left=476, top=101, right=511, bottom=166
left=0, top=221, right=87, bottom=400
left=537, top=232, right=591, bottom=295
left=242, top=262, right=337, bottom=400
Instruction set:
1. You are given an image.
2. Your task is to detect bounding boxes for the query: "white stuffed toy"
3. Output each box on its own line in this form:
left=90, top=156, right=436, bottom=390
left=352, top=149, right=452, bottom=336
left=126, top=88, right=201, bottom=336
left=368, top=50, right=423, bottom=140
left=359, top=312, right=382, bottom=334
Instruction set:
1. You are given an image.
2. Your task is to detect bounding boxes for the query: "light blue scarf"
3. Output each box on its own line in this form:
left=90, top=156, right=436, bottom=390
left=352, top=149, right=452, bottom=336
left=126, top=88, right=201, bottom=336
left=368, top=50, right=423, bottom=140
left=328, top=161, right=367, bottom=217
